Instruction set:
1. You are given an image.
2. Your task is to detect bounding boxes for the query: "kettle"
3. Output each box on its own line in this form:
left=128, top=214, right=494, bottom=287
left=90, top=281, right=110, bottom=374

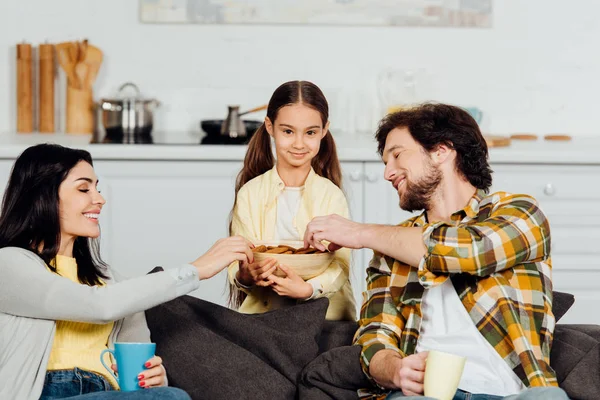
left=221, top=105, right=246, bottom=139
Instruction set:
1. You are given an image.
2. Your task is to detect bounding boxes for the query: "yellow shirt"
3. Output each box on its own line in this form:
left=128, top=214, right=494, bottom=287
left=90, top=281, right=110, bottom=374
left=228, top=166, right=356, bottom=320
left=47, top=255, right=118, bottom=389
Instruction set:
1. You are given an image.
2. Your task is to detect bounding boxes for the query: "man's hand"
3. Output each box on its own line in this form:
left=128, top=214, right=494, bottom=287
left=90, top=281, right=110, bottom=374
left=306, top=216, right=426, bottom=267
left=303, top=214, right=365, bottom=252
left=369, top=350, right=428, bottom=395
left=267, top=264, right=313, bottom=300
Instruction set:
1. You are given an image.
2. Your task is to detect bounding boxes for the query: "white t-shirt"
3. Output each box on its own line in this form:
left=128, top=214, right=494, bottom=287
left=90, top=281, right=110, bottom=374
left=274, top=186, right=303, bottom=241
left=416, top=279, right=525, bottom=396
left=272, top=186, right=322, bottom=300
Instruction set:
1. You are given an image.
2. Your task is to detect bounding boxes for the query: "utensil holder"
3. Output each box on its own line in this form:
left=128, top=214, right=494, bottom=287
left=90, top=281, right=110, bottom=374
left=66, top=86, right=94, bottom=134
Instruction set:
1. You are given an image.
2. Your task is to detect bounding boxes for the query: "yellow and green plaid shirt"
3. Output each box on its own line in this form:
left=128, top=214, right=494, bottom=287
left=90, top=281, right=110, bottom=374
left=354, top=190, right=557, bottom=399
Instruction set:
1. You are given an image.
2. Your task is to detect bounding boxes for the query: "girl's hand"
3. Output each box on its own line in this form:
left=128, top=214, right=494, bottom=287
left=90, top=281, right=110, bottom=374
left=237, top=258, right=278, bottom=287
left=267, top=264, right=313, bottom=300
left=111, top=355, right=167, bottom=388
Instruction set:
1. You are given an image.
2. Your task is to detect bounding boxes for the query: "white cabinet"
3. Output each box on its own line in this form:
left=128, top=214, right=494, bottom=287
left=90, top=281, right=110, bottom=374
left=492, top=164, right=600, bottom=324
left=340, top=162, right=367, bottom=309
left=93, top=160, right=243, bottom=306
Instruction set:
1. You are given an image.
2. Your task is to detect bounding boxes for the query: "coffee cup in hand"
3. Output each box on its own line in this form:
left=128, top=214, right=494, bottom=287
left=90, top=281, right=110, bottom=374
left=423, top=350, right=466, bottom=400
left=100, top=342, right=156, bottom=391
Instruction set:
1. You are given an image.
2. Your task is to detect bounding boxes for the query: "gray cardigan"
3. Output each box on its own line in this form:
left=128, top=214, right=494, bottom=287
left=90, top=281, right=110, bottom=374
left=0, top=246, right=201, bottom=400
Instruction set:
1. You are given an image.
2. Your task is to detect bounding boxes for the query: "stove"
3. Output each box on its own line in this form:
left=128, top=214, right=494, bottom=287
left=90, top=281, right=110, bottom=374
left=96, top=120, right=261, bottom=145
left=93, top=130, right=253, bottom=145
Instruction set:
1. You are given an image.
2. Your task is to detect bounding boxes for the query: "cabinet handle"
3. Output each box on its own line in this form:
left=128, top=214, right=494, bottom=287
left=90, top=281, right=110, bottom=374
left=366, top=172, right=378, bottom=183
left=349, top=171, right=363, bottom=181
left=543, top=183, right=555, bottom=196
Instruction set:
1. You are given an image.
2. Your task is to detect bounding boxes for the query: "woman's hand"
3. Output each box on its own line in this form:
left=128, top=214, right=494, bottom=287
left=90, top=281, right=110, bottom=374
left=192, top=236, right=254, bottom=280
left=267, top=264, right=313, bottom=300
left=111, top=355, right=167, bottom=388
left=237, top=258, right=278, bottom=287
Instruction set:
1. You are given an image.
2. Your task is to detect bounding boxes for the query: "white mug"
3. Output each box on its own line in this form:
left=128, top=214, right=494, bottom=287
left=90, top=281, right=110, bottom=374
left=423, top=350, right=467, bottom=400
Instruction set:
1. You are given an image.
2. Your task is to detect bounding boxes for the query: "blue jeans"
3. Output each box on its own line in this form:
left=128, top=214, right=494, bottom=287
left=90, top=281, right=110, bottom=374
left=40, top=368, right=191, bottom=399
left=386, top=387, right=569, bottom=400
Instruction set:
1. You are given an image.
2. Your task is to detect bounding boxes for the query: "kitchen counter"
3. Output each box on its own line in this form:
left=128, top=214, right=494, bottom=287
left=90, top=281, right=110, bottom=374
left=0, top=132, right=599, bottom=164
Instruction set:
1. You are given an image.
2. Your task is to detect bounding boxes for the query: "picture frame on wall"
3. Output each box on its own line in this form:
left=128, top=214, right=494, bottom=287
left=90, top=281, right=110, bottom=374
left=139, top=0, right=493, bottom=28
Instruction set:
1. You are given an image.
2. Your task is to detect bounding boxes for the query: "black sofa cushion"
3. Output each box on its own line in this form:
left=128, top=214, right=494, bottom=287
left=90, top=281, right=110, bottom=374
left=146, top=296, right=329, bottom=400
left=553, top=291, right=575, bottom=323
left=299, top=345, right=368, bottom=400
left=550, top=324, right=600, bottom=400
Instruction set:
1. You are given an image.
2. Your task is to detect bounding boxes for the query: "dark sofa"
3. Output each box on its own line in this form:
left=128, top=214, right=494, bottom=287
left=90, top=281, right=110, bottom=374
left=146, top=291, right=600, bottom=400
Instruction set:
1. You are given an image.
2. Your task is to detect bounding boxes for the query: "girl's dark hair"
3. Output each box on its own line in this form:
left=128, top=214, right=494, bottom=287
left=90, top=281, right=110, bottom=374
left=375, top=103, right=493, bottom=192
left=0, top=143, right=108, bottom=286
left=227, top=80, right=342, bottom=307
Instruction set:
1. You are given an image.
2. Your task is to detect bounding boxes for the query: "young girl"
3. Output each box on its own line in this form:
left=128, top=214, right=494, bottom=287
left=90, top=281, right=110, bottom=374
left=228, top=80, right=356, bottom=321
left=0, top=144, right=253, bottom=400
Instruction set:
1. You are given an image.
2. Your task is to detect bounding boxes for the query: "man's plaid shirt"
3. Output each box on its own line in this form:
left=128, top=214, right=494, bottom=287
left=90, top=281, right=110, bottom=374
left=354, top=190, right=557, bottom=399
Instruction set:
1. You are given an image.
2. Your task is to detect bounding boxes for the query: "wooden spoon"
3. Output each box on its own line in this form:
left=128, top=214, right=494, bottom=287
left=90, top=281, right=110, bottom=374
left=68, top=41, right=79, bottom=65
left=78, top=39, right=88, bottom=64
left=83, top=44, right=103, bottom=89
left=56, top=42, right=78, bottom=88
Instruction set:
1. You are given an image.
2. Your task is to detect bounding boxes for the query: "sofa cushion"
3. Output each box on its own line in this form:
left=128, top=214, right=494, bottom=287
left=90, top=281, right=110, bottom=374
left=299, top=345, right=368, bottom=400
left=553, top=291, right=575, bottom=322
left=550, top=324, right=600, bottom=400
left=318, top=320, right=358, bottom=354
left=146, top=295, right=328, bottom=400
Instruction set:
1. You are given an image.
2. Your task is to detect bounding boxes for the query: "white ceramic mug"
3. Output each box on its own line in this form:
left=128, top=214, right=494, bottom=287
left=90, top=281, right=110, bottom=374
left=423, top=350, right=467, bottom=400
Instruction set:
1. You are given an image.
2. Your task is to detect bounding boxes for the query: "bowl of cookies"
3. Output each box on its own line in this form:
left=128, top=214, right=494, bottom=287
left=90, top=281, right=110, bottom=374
left=252, top=241, right=334, bottom=279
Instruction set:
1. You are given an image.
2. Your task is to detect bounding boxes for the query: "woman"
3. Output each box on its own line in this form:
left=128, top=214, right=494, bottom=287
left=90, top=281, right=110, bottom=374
left=0, top=144, right=253, bottom=399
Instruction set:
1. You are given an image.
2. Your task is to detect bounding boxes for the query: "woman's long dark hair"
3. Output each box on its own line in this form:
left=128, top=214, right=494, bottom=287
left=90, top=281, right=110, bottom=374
left=227, top=80, right=342, bottom=307
left=0, top=143, right=108, bottom=286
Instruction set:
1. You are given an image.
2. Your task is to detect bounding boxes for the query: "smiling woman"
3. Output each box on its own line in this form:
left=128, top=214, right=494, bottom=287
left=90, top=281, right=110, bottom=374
left=0, top=144, right=254, bottom=400
left=0, top=145, right=109, bottom=285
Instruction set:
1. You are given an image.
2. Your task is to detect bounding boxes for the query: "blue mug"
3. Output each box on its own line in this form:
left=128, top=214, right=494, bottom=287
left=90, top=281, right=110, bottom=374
left=100, top=342, right=156, bottom=391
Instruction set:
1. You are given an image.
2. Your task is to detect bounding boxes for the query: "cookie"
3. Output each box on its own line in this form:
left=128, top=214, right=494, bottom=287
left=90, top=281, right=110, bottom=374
left=265, top=245, right=294, bottom=254
left=252, top=245, right=267, bottom=253
left=254, top=244, right=326, bottom=254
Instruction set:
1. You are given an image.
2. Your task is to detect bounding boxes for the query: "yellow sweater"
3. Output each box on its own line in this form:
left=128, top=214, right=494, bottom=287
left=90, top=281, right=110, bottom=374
left=47, top=255, right=118, bottom=389
left=229, top=166, right=356, bottom=320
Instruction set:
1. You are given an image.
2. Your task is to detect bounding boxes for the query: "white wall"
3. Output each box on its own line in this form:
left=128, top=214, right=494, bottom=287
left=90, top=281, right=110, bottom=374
left=1, top=0, right=599, bottom=137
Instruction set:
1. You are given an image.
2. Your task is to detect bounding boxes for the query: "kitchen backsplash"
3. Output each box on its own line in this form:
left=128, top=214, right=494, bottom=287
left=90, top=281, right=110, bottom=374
left=1, top=0, right=599, bottom=137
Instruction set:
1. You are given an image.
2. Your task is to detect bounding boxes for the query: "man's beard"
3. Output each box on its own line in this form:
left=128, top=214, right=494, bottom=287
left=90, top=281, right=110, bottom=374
left=399, top=161, right=442, bottom=212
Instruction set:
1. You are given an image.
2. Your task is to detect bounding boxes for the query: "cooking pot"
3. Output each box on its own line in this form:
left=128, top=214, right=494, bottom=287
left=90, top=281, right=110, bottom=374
left=99, top=82, right=160, bottom=144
